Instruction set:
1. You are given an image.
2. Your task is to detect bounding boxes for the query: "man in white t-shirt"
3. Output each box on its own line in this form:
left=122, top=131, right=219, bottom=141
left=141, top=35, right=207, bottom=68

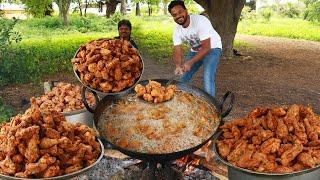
left=168, top=0, right=222, bottom=98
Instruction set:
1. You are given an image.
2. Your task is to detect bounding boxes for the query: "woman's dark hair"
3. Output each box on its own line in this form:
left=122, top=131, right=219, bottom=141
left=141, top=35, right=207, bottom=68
left=118, top=19, right=132, bottom=30
left=168, top=0, right=186, bottom=14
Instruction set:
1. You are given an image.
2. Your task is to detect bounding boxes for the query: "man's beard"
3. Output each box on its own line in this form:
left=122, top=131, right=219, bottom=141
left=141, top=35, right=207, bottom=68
left=176, top=17, right=186, bottom=25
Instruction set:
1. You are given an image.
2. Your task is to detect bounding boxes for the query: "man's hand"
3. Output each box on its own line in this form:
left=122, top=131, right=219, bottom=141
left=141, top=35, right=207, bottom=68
left=174, top=66, right=184, bottom=75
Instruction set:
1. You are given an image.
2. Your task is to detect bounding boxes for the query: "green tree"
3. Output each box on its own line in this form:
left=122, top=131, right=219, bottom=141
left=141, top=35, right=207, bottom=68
left=143, top=0, right=159, bottom=16
left=132, top=0, right=141, bottom=16
left=194, top=0, right=245, bottom=57
left=303, top=0, right=320, bottom=22
left=20, top=0, right=52, bottom=18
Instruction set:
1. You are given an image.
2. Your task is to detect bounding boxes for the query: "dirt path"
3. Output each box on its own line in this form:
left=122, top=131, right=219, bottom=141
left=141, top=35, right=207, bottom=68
left=1, top=34, right=319, bottom=121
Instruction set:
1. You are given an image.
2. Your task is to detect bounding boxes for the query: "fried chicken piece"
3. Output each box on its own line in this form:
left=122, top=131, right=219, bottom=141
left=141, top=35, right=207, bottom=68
left=100, top=81, right=113, bottom=92
left=271, top=107, right=287, bottom=117
left=259, top=129, right=274, bottom=142
left=25, top=134, right=40, bottom=163
left=65, top=164, right=82, bottom=174
left=292, top=121, right=308, bottom=144
left=43, top=165, right=61, bottom=178
left=15, top=171, right=28, bottom=178
left=280, top=141, right=303, bottom=166
left=220, top=118, right=247, bottom=129
left=0, top=156, right=17, bottom=175
left=291, top=163, right=305, bottom=171
left=260, top=138, right=281, bottom=154
left=236, top=144, right=259, bottom=169
left=40, top=137, right=60, bottom=149
left=297, top=152, right=316, bottom=168
left=227, top=140, right=248, bottom=164
left=254, top=153, right=277, bottom=172
left=266, top=111, right=278, bottom=131
left=284, top=104, right=300, bottom=132
left=12, top=154, right=24, bottom=164
left=247, top=107, right=268, bottom=119
left=276, top=119, right=289, bottom=139
left=303, top=117, right=318, bottom=141
left=45, top=127, right=61, bottom=139
left=24, top=154, right=56, bottom=176
left=274, top=166, right=294, bottom=173
left=143, top=93, right=153, bottom=102
left=277, top=143, right=293, bottom=156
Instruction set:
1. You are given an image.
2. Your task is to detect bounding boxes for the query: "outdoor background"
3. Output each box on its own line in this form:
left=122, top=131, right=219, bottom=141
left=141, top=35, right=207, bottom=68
left=0, top=0, right=319, bottom=122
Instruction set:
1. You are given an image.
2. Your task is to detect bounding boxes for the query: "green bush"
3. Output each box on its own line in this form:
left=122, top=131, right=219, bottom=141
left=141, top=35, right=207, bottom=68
left=22, top=16, right=64, bottom=29
left=0, top=10, right=5, bottom=17
left=18, top=15, right=117, bottom=33
left=0, top=97, right=15, bottom=123
left=240, top=6, right=257, bottom=21
left=304, top=1, right=320, bottom=23
left=0, top=34, right=110, bottom=86
left=260, top=8, right=272, bottom=22
left=279, top=3, right=301, bottom=18
left=0, top=18, right=22, bottom=49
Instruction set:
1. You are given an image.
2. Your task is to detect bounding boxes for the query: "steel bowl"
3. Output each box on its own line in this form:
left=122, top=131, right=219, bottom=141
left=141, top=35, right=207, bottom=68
left=62, top=108, right=94, bottom=128
left=0, top=138, right=104, bottom=180
left=213, top=132, right=320, bottom=180
left=72, top=38, right=144, bottom=97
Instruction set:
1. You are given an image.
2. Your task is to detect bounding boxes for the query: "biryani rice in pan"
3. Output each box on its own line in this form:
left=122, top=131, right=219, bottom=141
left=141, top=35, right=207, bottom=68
left=99, top=89, right=220, bottom=154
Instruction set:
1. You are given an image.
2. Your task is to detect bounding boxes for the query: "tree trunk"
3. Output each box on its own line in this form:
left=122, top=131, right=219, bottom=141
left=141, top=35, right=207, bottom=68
left=120, top=0, right=126, bottom=15
left=163, top=2, right=167, bottom=15
left=77, top=0, right=82, bottom=16
left=148, top=3, right=151, bottom=16
left=84, top=0, right=88, bottom=16
left=136, top=2, right=140, bottom=16
left=106, top=0, right=119, bottom=17
left=55, top=0, right=71, bottom=26
left=194, top=0, right=245, bottom=57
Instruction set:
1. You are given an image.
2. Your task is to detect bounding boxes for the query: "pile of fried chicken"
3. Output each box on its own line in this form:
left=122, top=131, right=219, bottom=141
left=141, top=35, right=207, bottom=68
left=71, top=39, right=143, bottom=93
left=217, top=104, right=320, bottom=173
left=134, top=80, right=177, bottom=103
left=34, top=82, right=95, bottom=113
left=0, top=98, right=101, bottom=178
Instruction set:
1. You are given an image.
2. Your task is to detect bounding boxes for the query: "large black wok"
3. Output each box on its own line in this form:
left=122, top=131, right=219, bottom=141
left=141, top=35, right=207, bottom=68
left=82, top=79, right=234, bottom=163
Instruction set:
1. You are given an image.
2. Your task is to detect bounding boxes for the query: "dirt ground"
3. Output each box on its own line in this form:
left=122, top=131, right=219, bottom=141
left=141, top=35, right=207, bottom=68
left=1, top=34, right=319, bottom=121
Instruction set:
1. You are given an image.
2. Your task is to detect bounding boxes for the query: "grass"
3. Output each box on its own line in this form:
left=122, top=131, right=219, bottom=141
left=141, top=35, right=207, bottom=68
left=238, top=17, right=320, bottom=41
left=0, top=98, right=15, bottom=123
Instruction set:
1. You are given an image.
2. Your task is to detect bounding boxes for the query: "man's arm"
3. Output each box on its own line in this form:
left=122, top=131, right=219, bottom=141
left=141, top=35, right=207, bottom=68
left=183, top=38, right=211, bottom=71
left=173, top=45, right=183, bottom=67
left=173, top=45, right=184, bottom=75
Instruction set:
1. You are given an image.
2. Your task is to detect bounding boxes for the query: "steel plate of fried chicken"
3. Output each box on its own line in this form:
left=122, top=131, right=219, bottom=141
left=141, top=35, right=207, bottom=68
left=217, top=104, right=320, bottom=173
left=34, top=82, right=95, bottom=113
left=71, top=39, right=143, bottom=93
left=0, top=98, right=101, bottom=178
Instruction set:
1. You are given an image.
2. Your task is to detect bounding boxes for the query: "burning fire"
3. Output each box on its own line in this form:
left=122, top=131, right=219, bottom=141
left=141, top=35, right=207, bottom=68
left=174, top=140, right=228, bottom=178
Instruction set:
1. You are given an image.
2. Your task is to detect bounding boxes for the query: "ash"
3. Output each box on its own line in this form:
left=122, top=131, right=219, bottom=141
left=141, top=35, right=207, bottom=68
left=184, top=167, right=219, bottom=180
left=75, top=157, right=139, bottom=180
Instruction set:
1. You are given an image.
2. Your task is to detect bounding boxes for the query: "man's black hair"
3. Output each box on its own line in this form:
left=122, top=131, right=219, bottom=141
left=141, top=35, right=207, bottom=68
left=168, top=0, right=186, bottom=14
left=118, top=19, right=132, bottom=30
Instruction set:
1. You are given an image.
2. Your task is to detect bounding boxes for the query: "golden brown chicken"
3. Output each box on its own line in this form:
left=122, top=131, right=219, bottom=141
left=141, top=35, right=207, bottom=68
left=34, top=82, right=95, bottom=113
left=217, top=104, right=320, bottom=173
left=0, top=104, right=101, bottom=178
left=134, top=80, right=177, bottom=103
left=72, top=39, right=143, bottom=93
